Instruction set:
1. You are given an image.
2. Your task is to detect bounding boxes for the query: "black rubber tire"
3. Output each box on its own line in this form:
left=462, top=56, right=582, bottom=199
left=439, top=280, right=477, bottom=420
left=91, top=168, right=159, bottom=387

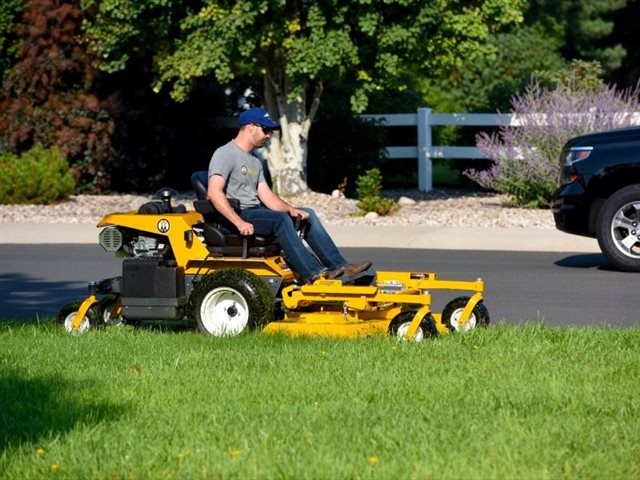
left=596, top=184, right=640, bottom=272
left=441, top=296, right=490, bottom=332
left=188, top=268, right=274, bottom=336
left=388, top=310, right=438, bottom=341
left=57, top=300, right=104, bottom=333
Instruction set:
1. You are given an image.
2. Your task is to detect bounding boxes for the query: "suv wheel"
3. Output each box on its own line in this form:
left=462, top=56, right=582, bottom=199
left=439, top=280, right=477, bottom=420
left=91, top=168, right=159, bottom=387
left=596, top=184, right=640, bottom=272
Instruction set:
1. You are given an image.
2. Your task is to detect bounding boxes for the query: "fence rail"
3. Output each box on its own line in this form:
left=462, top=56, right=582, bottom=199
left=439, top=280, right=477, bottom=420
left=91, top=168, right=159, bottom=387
left=360, top=108, right=512, bottom=191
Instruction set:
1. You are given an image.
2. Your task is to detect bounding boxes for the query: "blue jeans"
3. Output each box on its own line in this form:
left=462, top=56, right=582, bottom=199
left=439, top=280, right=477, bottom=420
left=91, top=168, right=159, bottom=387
left=240, top=207, right=346, bottom=283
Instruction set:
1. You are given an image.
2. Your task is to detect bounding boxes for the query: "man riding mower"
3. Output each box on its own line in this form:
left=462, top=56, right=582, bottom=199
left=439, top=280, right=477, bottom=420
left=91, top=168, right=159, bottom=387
left=58, top=174, right=490, bottom=341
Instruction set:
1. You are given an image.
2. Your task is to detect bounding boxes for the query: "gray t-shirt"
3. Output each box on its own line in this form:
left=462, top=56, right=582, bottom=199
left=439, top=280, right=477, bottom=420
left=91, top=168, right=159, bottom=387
left=208, top=141, right=266, bottom=209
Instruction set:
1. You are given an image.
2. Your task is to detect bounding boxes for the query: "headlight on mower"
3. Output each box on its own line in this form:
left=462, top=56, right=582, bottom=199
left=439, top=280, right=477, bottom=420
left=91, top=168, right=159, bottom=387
left=99, top=226, right=123, bottom=252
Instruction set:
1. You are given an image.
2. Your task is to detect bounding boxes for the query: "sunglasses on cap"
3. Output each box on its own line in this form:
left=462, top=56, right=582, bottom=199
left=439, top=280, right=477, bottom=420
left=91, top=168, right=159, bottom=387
left=253, top=124, right=274, bottom=134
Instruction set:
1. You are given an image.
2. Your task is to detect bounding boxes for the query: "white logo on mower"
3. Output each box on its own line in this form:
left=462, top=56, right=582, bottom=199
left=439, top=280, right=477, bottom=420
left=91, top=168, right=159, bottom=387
left=157, top=219, right=170, bottom=233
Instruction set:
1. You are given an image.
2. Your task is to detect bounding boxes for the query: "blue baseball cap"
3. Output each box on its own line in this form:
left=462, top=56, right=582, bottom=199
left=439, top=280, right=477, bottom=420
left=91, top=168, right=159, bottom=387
left=238, top=107, right=281, bottom=129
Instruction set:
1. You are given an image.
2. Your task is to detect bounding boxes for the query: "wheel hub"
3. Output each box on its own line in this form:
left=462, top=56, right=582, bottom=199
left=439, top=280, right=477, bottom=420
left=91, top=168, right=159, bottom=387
left=200, top=287, right=249, bottom=336
left=611, top=201, right=640, bottom=259
left=63, top=312, right=90, bottom=334
left=396, top=321, right=425, bottom=341
left=449, top=308, right=477, bottom=332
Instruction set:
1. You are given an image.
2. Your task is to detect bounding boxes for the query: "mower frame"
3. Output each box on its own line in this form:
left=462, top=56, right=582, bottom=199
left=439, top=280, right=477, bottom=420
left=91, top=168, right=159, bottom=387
left=63, top=189, right=488, bottom=340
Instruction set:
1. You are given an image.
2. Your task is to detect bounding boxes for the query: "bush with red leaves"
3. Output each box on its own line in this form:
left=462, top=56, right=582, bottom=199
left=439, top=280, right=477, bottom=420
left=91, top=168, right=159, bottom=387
left=0, top=0, right=117, bottom=192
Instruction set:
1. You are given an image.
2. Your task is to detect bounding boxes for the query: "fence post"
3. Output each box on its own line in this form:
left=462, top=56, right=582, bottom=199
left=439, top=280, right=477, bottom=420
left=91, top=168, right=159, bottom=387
left=417, top=107, right=432, bottom=191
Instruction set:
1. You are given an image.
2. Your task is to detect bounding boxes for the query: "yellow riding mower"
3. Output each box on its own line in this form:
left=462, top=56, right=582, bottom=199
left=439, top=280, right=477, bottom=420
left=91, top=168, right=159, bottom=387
left=58, top=172, right=489, bottom=340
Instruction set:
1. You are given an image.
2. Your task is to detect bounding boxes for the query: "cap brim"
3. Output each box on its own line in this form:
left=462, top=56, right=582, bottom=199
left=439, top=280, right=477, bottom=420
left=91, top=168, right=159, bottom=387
left=258, top=119, right=281, bottom=129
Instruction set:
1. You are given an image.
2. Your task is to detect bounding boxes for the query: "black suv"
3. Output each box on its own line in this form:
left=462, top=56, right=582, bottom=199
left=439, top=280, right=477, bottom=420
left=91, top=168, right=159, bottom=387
left=553, top=126, right=640, bottom=271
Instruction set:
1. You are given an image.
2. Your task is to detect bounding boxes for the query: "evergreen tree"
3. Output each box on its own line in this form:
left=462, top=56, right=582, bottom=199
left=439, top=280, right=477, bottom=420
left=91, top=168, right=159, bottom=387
left=0, top=0, right=24, bottom=83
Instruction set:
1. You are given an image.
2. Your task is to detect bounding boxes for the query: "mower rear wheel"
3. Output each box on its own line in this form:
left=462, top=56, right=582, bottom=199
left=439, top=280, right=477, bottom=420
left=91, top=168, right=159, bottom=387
left=388, top=311, right=437, bottom=341
left=189, top=268, right=274, bottom=336
left=57, top=300, right=104, bottom=334
left=441, top=296, right=490, bottom=332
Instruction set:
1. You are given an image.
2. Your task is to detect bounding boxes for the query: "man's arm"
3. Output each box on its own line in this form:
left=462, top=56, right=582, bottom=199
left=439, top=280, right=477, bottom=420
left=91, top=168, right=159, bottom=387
left=207, top=175, right=255, bottom=236
left=257, top=182, right=309, bottom=219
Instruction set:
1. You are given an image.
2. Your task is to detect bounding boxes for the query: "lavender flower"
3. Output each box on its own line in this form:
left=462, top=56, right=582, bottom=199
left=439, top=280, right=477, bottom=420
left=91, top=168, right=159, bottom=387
left=466, top=79, right=640, bottom=208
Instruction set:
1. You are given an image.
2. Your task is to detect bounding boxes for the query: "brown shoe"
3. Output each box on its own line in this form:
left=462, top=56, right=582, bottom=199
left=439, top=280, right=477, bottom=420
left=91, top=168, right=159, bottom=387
left=324, top=266, right=345, bottom=280
left=308, top=266, right=344, bottom=284
left=342, top=261, right=372, bottom=276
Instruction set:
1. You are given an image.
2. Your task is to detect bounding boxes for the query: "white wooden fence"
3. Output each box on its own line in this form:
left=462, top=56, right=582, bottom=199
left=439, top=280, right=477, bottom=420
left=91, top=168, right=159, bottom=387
left=361, top=107, right=513, bottom=192
left=361, top=108, right=640, bottom=191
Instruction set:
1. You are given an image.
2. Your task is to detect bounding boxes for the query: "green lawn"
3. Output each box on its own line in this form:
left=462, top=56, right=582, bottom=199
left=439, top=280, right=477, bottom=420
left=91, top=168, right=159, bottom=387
left=1, top=322, right=639, bottom=479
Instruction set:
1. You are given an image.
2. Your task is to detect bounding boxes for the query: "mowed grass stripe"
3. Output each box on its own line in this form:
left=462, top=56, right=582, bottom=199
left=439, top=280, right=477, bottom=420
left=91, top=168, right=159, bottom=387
left=1, top=322, right=639, bottom=479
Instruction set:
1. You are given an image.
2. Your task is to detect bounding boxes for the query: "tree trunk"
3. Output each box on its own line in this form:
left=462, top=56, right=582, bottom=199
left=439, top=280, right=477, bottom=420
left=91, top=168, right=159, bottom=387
left=262, top=73, right=322, bottom=196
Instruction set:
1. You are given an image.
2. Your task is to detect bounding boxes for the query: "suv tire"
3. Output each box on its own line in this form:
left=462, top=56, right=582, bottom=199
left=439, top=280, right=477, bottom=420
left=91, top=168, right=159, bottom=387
left=596, top=184, right=640, bottom=272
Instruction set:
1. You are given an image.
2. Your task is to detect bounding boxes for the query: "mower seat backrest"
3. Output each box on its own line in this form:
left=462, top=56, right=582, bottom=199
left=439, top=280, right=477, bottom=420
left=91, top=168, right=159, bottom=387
left=190, top=171, right=280, bottom=258
left=191, top=171, right=209, bottom=200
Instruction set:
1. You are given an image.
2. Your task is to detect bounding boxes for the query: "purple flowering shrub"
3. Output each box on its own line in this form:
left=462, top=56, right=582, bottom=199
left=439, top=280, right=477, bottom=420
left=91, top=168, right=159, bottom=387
left=466, top=81, right=640, bottom=208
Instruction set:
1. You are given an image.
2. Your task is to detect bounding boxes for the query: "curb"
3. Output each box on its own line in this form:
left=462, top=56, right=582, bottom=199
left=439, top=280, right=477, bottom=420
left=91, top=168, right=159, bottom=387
left=0, top=222, right=600, bottom=253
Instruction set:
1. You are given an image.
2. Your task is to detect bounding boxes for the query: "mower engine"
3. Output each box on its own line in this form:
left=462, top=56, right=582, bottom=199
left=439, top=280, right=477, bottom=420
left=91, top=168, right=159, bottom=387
left=100, top=226, right=170, bottom=259
left=130, top=234, right=169, bottom=258
left=97, top=225, right=185, bottom=321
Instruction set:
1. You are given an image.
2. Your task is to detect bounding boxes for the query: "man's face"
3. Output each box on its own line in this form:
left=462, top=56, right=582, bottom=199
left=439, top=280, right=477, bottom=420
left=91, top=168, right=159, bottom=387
left=250, top=124, right=274, bottom=148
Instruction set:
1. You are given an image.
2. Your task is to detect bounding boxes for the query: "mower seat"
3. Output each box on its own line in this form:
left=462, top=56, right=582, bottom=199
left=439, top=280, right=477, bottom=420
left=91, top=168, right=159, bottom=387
left=190, top=171, right=280, bottom=258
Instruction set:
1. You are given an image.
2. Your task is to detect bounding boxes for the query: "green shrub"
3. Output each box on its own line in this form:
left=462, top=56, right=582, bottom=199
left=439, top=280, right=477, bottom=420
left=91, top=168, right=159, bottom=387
left=0, top=145, right=76, bottom=204
left=355, top=168, right=398, bottom=216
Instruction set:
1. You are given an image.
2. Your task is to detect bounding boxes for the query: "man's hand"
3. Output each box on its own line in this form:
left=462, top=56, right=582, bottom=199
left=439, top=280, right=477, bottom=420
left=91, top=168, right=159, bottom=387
left=289, top=207, right=309, bottom=220
left=236, top=220, right=254, bottom=236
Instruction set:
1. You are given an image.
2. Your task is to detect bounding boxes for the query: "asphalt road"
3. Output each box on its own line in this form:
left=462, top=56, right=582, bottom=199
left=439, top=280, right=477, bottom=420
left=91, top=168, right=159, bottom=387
left=0, top=244, right=637, bottom=326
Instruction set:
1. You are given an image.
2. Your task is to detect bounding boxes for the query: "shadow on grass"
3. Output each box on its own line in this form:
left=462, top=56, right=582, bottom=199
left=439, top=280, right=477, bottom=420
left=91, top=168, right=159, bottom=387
left=0, top=273, right=86, bottom=320
left=0, top=371, right=125, bottom=453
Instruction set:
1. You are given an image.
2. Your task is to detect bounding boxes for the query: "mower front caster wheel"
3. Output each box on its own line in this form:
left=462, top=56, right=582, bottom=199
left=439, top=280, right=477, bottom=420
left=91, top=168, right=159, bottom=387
left=441, top=296, right=490, bottom=332
left=388, top=311, right=438, bottom=341
left=57, top=301, right=104, bottom=334
left=100, top=293, right=124, bottom=326
left=188, top=268, right=274, bottom=336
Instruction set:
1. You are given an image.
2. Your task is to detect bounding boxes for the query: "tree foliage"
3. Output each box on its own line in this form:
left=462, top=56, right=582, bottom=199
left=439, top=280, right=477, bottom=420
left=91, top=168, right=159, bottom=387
left=609, top=0, right=640, bottom=88
left=419, top=0, right=633, bottom=115
left=526, top=0, right=628, bottom=75
left=423, top=23, right=566, bottom=113
left=0, top=0, right=117, bottom=192
left=83, top=0, right=526, bottom=194
left=0, top=0, right=24, bottom=82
